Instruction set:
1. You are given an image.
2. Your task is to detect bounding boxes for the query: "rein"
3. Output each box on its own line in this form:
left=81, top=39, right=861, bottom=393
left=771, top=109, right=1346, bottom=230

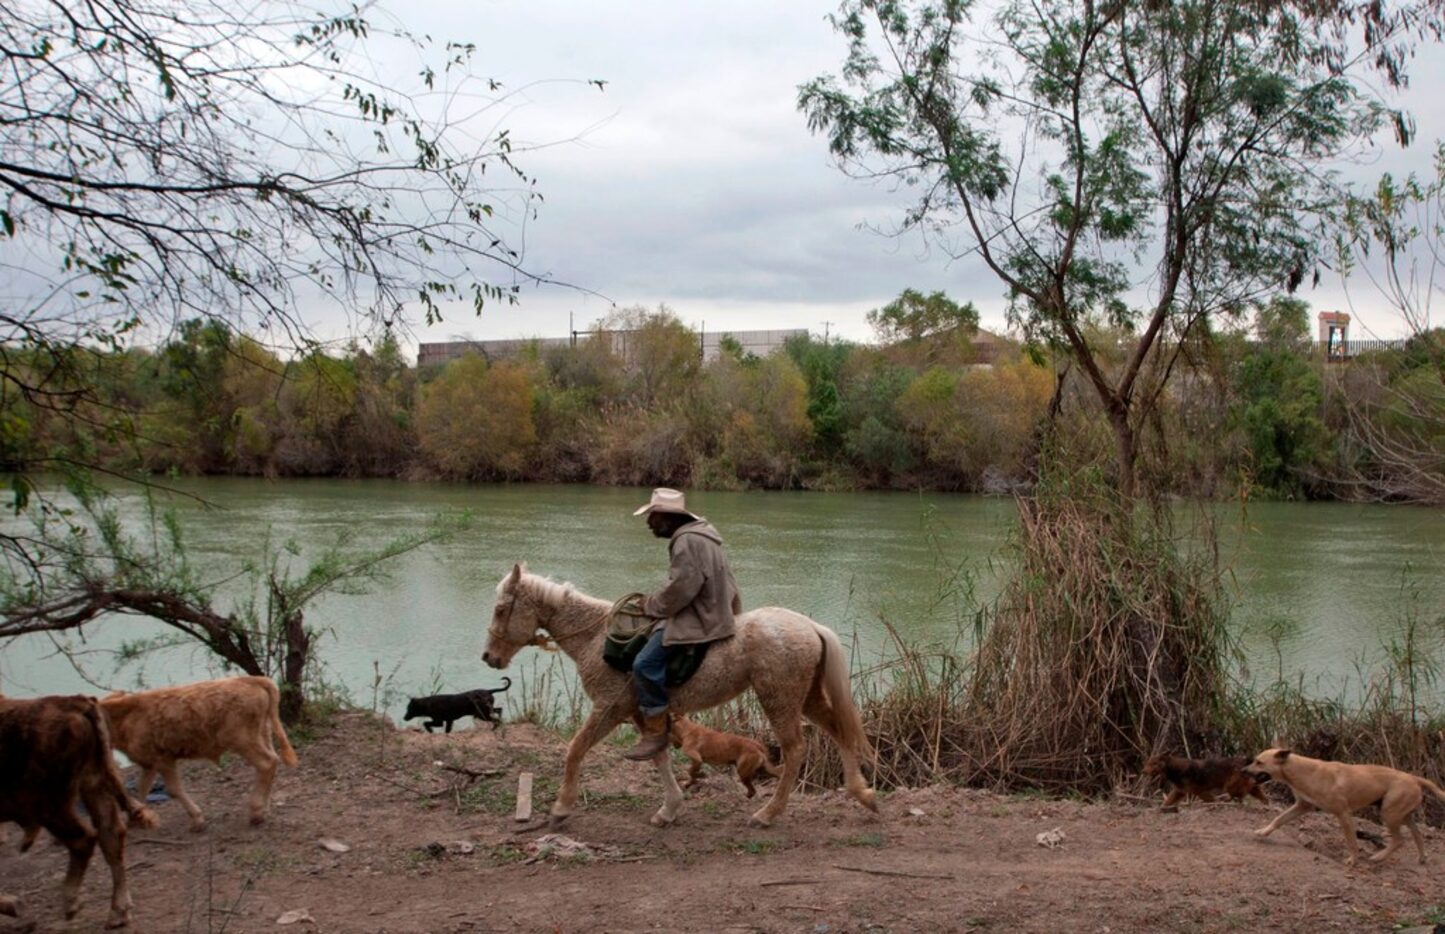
left=489, top=587, right=604, bottom=653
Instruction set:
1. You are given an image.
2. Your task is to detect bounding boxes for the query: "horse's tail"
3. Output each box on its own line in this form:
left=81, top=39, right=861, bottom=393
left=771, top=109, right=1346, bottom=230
left=811, top=622, right=873, bottom=760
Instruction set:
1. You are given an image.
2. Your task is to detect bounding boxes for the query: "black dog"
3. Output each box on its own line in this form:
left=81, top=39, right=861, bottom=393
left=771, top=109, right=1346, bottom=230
left=403, top=678, right=511, bottom=733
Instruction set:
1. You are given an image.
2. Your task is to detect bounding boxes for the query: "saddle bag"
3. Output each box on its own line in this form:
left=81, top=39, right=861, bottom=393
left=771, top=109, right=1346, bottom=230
left=601, top=592, right=710, bottom=686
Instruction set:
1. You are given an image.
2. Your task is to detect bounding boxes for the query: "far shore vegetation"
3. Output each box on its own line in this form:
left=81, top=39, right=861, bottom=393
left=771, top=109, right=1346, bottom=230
left=4, top=298, right=1442, bottom=505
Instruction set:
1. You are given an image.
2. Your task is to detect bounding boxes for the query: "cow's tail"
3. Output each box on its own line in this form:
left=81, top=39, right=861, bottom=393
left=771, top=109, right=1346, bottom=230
left=263, top=679, right=301, bottom=768
left=762, top=744, right=783, bottom=778
left=811, top=622, right=873, bottom=761
left=1419, top=776, right=1445, bottom=803
left=84, top=698, right=157, bottom=829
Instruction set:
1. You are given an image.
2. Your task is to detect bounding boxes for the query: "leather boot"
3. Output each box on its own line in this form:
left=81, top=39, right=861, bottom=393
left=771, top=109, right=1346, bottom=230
left=623, top=712, right=671, bottom=761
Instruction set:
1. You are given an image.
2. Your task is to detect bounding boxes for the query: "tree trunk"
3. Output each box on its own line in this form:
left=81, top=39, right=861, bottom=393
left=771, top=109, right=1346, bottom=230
left=1110, top=409, right=1137, bottom=500
left=279, top=607, right=310, bottom=725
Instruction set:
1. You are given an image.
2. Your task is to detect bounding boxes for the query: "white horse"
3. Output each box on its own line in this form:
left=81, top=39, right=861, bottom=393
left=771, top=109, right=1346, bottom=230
left=482, top=564, right=877, bottom=828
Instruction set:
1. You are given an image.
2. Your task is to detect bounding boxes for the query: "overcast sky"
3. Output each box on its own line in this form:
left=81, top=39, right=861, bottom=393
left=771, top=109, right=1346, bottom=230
left=376, top=0, right=1445, bottom=354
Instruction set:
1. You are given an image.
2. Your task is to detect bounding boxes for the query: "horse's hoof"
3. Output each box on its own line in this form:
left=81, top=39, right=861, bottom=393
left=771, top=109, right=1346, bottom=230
left=650, top=811, right=676, bottom=828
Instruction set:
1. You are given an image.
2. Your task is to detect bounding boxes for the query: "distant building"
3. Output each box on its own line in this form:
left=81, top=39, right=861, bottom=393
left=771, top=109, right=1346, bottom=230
left=700, top=328, right=808, bottom=361
left=416, top=337, right=571, bottom=368
left=416, top=327, right=809, bottom=368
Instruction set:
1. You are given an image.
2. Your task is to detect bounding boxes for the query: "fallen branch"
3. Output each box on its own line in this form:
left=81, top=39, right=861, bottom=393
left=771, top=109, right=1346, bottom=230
left=438, top=764, right=505, bottom=780
left=760, top=879, right=821, bottom=888
left=831, top=863, right=954, bottom=881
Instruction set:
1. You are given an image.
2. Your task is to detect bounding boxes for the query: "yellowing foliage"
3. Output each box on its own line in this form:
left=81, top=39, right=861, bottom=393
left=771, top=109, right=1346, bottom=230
left=416, top=356, right=537, bottom=479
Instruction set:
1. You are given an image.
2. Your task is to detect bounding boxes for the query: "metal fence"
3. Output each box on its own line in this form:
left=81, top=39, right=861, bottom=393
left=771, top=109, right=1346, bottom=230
left=1318, top=338, right=1407, bottom=361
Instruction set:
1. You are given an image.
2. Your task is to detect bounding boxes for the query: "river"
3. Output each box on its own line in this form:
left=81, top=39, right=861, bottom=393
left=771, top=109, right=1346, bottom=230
left=1, top=479, right=1441, bottom=718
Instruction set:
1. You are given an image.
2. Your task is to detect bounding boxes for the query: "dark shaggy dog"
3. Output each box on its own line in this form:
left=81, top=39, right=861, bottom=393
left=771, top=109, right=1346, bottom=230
left=1143, top=754, right=1267, bottom=806
left=403, top=679, right=510, bottom=733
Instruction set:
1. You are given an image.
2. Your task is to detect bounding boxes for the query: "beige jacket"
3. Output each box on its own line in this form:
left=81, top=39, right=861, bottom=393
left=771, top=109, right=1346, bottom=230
left=643, top=520, right=741, bottom=646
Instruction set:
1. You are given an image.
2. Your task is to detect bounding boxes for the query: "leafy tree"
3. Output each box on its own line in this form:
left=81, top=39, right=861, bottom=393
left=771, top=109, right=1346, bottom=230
left=801, top=0, right=1438, bottom=497
left=149, top=320, right=235, bottom=470
left=898, top=366, right=963, bottom=474
left=842, top=358, right=916, bottom=483
left=416, top=356, right=537, bottom=479
left=221, top=338, right=288, bottom=476
left=785, top=335, right=853, bottom=455
left=868, top=289, right=979, bottom=344
left=603, top=306, right=700, bottom=406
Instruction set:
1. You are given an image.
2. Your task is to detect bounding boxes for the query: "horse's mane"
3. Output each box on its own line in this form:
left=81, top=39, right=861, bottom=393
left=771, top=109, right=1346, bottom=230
left=497, top=567, right=578, bottom=610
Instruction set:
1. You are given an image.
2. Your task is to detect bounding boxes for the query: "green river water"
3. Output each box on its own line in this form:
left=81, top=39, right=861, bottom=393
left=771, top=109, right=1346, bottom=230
left=1, top=479, right=1441, bottom=719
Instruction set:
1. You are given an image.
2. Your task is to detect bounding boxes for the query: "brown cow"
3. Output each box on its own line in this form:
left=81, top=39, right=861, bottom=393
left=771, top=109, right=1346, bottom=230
left=101, top=675, right=299, bottom=831
left=0, top=694, right=157, bottom=928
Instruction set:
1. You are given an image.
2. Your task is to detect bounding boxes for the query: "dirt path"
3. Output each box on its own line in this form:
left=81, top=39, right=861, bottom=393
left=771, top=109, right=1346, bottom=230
left=2, top=712, right=1440, bottom=933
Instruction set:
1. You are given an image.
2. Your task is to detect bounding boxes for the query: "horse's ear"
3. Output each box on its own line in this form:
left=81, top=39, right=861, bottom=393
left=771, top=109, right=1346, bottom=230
left=507, top=563, right=523, bottom=588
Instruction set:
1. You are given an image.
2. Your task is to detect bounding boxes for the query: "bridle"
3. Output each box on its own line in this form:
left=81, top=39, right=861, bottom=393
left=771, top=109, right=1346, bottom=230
left=487, top=585, right=600, bottom=654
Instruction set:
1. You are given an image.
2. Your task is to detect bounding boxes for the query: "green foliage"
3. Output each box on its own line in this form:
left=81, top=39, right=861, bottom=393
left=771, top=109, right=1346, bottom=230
left=867, top=289, right=979, bottom=344
left=785, top=334, right=852, bottom=455
left=416, top=356, right=537, bottom=479
left=802, top=0, right=1430, bottom=495
left=1230, top=298, right=1328, bottom=497
left=2, top=303, right=1430, bottom=500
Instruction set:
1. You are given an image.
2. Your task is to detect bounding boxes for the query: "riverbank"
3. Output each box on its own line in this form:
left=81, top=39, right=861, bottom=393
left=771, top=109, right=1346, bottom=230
left=2, top=711, right=1441, bottom=933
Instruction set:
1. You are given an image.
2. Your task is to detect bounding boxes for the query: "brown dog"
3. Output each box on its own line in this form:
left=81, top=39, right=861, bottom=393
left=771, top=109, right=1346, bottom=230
left=1246, top=747, right=1445, bottom=865
left=1143, top=754, right=1267, bottom=806
left=669, top=718, right=781, bottom=798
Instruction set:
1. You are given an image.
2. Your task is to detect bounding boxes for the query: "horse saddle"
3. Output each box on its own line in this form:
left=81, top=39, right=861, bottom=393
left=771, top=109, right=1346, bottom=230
left=601, top=593, right=709, bottom=687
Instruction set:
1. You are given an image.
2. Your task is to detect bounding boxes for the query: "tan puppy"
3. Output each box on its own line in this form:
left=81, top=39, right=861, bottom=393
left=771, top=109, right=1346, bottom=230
left=1246, top=747, right=1445, bottom=866
left=669, top=717, right=781, bottom=798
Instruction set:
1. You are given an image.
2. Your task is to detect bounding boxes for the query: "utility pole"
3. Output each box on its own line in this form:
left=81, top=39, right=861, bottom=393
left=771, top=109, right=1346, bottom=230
left=821, top=321, right=834, bottom=345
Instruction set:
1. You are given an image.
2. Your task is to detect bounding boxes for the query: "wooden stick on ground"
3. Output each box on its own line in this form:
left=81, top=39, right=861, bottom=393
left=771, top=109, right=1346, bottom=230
left=514, top=771, right=533, bottom=823
left=831, top=864, right=954, bottom=881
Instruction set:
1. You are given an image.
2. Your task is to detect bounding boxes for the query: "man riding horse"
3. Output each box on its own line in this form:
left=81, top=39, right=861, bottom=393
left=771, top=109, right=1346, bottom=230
left=624, top=487, right=742, bottom=761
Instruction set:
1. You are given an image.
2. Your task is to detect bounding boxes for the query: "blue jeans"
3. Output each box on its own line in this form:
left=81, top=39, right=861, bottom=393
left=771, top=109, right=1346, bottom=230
left=632, top=627, right=671, bottom=716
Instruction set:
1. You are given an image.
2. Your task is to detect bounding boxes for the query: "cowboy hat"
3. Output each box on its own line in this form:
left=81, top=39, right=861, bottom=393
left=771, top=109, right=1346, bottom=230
left=632, top=487, right=697, bottom=518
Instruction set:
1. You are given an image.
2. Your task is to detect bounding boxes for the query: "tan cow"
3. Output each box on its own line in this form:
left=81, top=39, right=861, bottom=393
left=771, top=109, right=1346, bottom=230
left=0, top=694, right=157, bottom=928
left=101, top=675, right=299, bottom=831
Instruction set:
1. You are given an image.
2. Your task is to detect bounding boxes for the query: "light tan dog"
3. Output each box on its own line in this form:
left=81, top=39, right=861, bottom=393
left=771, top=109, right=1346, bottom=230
left=669, top=717, right=781, bottom=798
left=1246, top=747, right=1445, bottom=865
